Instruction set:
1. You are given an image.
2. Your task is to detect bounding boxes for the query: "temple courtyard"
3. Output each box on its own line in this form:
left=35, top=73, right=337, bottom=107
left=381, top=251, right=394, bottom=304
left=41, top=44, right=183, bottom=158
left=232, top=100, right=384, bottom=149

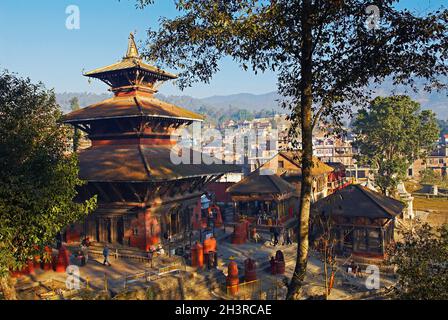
left=13, top=228, right=397, bottom=300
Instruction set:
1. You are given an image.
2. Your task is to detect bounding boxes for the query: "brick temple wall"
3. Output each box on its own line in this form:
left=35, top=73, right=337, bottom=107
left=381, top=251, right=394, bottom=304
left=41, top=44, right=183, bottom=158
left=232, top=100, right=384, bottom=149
left=127, top=209, right=160, bottom=251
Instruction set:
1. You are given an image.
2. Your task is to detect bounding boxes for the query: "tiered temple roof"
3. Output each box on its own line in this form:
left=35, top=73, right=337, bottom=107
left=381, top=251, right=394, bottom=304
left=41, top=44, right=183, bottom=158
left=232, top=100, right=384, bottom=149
left=62, top=33, right=239, bottom=250
left=65, top=33, right=204, bottom=124
left=64, top=33, right=237, bottom=183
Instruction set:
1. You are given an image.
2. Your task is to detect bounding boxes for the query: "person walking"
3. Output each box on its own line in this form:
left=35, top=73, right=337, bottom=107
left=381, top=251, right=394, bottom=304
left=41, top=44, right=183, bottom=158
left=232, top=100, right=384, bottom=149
left=269, top=226, right=275, bottom=245
left=285, top=229, right=293, bottom=245
left=146, top=248, right=154, bottom=268
left=279, top=228, right=284, bottom=246
left=81, top=243, right=89, bottom=264
left=157, top=244, right=165, bottom=256
left=273, top=228, right=279, bottom=246
left=103, top=245, right=111, bottom=266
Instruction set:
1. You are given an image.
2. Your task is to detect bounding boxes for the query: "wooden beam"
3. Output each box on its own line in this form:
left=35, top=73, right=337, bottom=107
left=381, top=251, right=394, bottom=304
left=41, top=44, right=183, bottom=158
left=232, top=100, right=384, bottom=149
left=127, top=183, right=143, bottom=203
left=113, top=119, right=126, bottom=133
left=92, top=182, right=111, bottom=203
left=74, top=123, right=91, bottom=135
left=144, top=185, right=152, bottom=203
left=207, top=175, right=220, bottom=184
left=189, top=178, right=203, bottom=193
left=158, top=182, right=171, bottom=199
left=128, top=117, right=141, bottom=134
left=169, top=180, right=183, bottom=197
left=109, top=182, right=126, bottom=203
left=180, top=180, right=192, bottom=195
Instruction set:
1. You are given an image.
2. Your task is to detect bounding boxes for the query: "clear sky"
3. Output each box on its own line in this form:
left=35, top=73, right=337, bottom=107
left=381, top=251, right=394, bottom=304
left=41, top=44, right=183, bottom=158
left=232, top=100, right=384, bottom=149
left=0, top=0, right=445, bottom=98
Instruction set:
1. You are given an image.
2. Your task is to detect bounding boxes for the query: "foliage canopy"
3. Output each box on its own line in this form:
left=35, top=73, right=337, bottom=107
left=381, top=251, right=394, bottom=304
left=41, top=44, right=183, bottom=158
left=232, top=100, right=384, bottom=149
left=0, top=71, right=96, bottom=277
left=353, top=95, right=440, bottom=194
left=389, top=223, right=448, bottom=300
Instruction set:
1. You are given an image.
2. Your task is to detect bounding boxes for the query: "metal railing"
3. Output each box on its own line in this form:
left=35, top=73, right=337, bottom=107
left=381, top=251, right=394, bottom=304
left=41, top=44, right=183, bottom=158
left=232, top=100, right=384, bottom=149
left=220, top=279, right=263, bottom=300
left=217, top=276, right=290, bottom=301
left=31, top=258, right=187, bottom=300
left=122, top=260, right=186, bottom=290
left=87, top=248, right=150, bottom=263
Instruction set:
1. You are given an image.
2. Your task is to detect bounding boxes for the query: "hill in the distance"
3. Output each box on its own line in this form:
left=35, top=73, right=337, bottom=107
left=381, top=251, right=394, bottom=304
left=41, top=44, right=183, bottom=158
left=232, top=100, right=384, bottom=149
left=57, top=92, right=112, bottom=113
left=56, top=91, right=285, bottom=114
left=56, top=86, right=447, bottom=119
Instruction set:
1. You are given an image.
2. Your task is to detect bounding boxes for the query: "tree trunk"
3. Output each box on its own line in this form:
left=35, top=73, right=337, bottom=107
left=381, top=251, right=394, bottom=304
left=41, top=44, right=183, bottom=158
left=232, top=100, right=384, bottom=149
left=73, top=127, right=79, bottom=152
left=324, top=241, right=329, bottom=300
left=287, top=0, right=314, bottom=300
left=0, top=275, right=17, bottom=300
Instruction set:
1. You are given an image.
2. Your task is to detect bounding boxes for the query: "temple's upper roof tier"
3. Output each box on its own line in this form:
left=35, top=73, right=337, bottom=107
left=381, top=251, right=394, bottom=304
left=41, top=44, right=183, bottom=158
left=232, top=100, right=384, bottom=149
left=84, top=33, right=177, bottom=91
left=64, top=33, right=204, bottom=124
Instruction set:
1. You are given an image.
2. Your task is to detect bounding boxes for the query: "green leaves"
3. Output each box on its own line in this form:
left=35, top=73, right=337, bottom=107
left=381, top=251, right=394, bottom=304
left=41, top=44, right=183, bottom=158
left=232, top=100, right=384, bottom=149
left=138, top=1, right=447, bottom=137
left=0, top=71, right=97, bottom=276
left=353, top=95, right=440, bottom=194
left=135, top=0, right=447, bottom=298
left=389, top=224, right=448, bottom=300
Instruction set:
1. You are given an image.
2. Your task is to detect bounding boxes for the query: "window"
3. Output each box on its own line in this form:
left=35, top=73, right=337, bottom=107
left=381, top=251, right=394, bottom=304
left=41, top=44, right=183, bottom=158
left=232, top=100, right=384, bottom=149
left=278, top=161, right=285, bottom=168
left=408, top=168, right=413, bottom=176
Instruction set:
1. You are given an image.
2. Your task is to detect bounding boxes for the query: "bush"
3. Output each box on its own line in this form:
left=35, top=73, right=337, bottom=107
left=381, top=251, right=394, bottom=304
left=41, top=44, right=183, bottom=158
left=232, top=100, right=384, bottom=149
left=389, top=223, right=448, bottom=300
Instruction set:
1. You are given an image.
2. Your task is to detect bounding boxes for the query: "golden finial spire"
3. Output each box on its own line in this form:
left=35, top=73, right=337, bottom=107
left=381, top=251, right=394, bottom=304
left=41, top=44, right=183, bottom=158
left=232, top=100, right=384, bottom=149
left=125, top=32, right=140, bottom=59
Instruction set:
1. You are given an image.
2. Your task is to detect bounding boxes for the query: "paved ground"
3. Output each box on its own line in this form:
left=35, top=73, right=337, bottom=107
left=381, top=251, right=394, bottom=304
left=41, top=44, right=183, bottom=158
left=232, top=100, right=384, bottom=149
left=14, top=230, right=396, bottom=300
left=216, top=232, right=396, bottom=300
left=15, top=252, right=180, bottom=296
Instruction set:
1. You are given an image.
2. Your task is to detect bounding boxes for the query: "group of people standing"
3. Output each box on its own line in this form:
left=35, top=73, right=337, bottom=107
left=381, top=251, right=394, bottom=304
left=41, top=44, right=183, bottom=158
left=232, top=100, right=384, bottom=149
left=270, top=227, right=293, bottom=247
left=347, top=260, right=363, bottom=278
left=256, top=211, right=279, bottom=226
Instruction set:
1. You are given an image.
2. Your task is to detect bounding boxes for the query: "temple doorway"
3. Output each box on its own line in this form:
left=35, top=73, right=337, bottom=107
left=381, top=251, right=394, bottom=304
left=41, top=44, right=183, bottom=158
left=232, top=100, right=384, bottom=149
left=95, top=218, right=100, bottom=242
left=117, top=217, right=124, bottom=245
left=169, top=211, right=180, bottom=237
left=106, top=219, right=112, bottom=243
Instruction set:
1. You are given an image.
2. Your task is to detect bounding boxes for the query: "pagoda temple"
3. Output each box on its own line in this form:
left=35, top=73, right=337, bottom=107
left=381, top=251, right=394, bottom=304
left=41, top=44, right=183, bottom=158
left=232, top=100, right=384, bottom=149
left=64, top=34, right=237, bottom=251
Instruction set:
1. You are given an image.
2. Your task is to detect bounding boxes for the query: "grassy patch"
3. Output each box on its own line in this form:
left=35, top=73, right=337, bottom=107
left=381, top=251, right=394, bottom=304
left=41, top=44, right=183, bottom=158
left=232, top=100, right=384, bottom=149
left=413, top=197, right=448, bottom=227
left=414, top=197, right=448, bottom=212
left=404, top=180, right=422, bottom=193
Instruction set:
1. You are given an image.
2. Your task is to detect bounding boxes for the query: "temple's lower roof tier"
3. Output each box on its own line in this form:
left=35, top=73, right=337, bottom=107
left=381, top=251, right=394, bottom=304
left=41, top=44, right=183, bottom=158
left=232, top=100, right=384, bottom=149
left=78, top=144, right=240, bottom=182
left=63, top=92, right=204, bottom=123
